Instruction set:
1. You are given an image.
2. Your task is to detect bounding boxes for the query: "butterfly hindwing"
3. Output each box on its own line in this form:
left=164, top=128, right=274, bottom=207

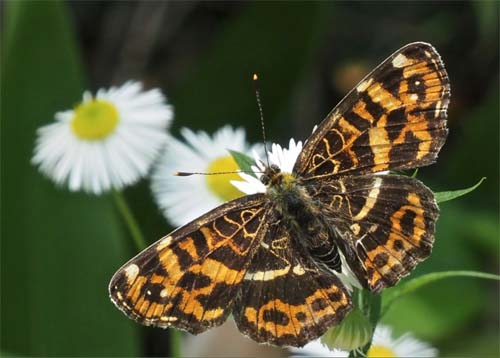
left=294, top=42, right=450, bottom=179
left=233, top=221, right=352, bottom=347
left=109, top=194, right=270, bottom=333
left=314, top=174, right=438, bottom=292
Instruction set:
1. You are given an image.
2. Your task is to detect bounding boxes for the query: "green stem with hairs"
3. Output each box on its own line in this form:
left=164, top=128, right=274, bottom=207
left=170, top=329, right=182, bottom=358
left=359, top=291, right=381, bottom=356
left=112, top=190, right=147, bottom=251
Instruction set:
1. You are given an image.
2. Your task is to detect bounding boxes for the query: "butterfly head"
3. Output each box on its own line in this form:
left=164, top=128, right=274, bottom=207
left=260, top=163, right=297, bottom=190
left=260, top=163, right=280, bottom=186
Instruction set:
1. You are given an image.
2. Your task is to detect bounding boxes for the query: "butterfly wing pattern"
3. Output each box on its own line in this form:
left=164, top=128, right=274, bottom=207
left=311, top=174, right=439, bottom=293
left=234, top=218, right=351, bottom=346
left=294, top=41, right=449, bottom=293
left=109, top=194, right=270, bottom=333
left=294, top=42, right=449, bottom=177
left=109, top=42, right=449, bottom=347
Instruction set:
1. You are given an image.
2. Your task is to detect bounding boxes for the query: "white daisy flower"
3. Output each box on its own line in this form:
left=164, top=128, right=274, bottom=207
left=32, top=81, right=173, bottom=195
left=151, top=125, right=263, bottom=227
left=290, top=324, right=438, bottom=357
left=289, top=339, right=347, bottom=357
left=367, top=325, right=438, bottom=357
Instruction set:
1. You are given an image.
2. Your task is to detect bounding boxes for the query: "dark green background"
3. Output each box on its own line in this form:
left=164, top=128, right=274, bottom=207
left=1, top=1, right=498, bottom=356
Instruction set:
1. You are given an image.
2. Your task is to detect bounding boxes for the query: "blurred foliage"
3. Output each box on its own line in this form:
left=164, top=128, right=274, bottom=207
left=2, top=1, right=498, bottom=357
left=1, top=1, right=138, bottom=356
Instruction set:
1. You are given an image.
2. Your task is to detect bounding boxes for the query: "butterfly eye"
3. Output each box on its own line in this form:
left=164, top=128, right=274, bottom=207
left=260, top=174, right=271, bottom=185
left=270, top=164, right=280, bottom=172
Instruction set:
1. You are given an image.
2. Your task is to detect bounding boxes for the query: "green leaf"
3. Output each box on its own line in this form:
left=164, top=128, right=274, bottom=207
left=1, top=1, right=138, bottom=356
left=435, top=177, right=486, bottom=203
left=229, top=149, right=257, bottom=177
left=382, top=270, right=500, bottom=316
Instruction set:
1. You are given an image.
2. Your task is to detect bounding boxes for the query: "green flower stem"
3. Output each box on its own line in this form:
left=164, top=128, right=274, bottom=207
left=367, top=293, right=381, bottom=329
left=112, top=190, right=147, bottom=251
left=359, top=291, right=381, bottom=356
left=112, top=191, right=183, bottom=358
left=170, top=329, right=182, bottom=358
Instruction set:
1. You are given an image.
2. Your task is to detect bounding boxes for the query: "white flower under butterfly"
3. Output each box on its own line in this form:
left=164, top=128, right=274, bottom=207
left=230, top=138, right=303, bottom=194
left=290, top=324, right=438, bottom=357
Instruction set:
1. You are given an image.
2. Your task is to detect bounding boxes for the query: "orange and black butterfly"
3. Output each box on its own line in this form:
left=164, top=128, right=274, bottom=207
left=109, top=42, right=450, bottom=347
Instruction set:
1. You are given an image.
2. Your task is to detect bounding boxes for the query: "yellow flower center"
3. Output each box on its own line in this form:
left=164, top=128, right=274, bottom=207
left=71, top=99, right=119, bottom=140
left=367, top=345, right=397, bottom=357
left=206, top=155, right=244, bottom=201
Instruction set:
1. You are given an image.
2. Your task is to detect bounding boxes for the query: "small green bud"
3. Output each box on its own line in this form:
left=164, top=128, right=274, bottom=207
left=320, top=307, right=372, bottom=351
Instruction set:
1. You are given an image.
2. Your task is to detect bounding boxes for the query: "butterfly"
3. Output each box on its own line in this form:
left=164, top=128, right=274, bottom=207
left=109, top=42, right=450, bottom=347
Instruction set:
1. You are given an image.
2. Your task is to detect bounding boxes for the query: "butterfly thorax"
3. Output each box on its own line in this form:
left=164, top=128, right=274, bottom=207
left=262, top=164, right=342, bottom=272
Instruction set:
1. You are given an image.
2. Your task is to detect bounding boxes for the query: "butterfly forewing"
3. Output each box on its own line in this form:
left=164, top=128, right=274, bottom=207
left=109, top=194, right=270, bottom=333
left=233, top=220, right=351, bottom=347
left=294, top=42, right=450, bottom=179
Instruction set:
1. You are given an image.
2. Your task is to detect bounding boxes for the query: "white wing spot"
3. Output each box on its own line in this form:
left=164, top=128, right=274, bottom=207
left=434, top=100, right=442, bottom=118
left=124, top=264, right=140, bottom=285
left=160, top=316, right=178, bottom=322
left=244, top=266, right=291, bottom=281
left=356, top=78, right=373, bottom=92
left=292, top=264, right=305, bottom=275
left=352, top=177, right=383, bottom=221
left=392, top=53, right=410, bottom=68
left=157, top=235, right=173, bottom=251
left=350, top=223, right=361, bottom=235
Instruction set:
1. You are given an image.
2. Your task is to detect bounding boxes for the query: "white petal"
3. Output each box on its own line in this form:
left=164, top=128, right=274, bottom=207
left=231, top=137, right=302, bottom=192
left=289, top=339, right=348, bottom=357
left=372, top=325, right=438, bottom=357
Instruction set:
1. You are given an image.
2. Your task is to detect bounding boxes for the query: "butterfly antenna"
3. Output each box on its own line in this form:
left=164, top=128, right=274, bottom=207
left=253, top=73, right=270, bottom=168
left=174, top=170, right=263, bottom=177
left=176, top=76, right=270, bottom=178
